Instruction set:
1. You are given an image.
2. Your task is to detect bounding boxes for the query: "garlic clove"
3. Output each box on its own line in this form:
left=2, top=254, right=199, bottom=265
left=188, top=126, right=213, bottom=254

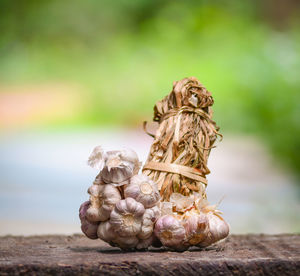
left=88, top=146, right=106, bottom=171
left=154, top=215, right=186, bottom=250
left=184, top=213, right=208, bottom=246
left=169, top=193, right=194, bottom=212
left=110, top=197, right=145, bottom=237
left=125, top=174, right=160, bottom=208
left=86, top=184, right=121, bottom=222
left=198, top=212, right=230, bottom=247
left=138, top=206, right=161, bottom=240
left=79, top=201, right=99, bottom=239
left=97, top=221, right=117, bottom=243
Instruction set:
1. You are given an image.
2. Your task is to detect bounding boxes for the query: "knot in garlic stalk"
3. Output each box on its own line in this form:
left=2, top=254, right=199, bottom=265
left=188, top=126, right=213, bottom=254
left=198, top=212, right=230, bottom=247
left=154, top=215, right=187, bottom=250
left=79, top=201, right=99, bottom=239
left=101, top=149, right=140, bottom=184
left=184, top=213, right=208, bottom=246
left=86, top=184, right=121, bottom=222
left=125, top=174, right=160, bottom=208
left=138, top=206, right=161, bottom=240
left=110, top=197, right=145, bottom=237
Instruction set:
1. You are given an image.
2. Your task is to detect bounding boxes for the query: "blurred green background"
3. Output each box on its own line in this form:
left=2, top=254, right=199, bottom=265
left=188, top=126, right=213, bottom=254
left=0, top=0, right=299, bottom=176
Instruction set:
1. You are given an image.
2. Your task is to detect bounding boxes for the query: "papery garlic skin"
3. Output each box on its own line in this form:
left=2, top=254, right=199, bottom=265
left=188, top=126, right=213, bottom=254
left=154, top=215, right=187, bottom=250
left=79, top=201, right=98, bottom=239
left=170, top=193, right=194, bottom=212
left=125, top=174, right=160, bottom=208
left=97, top=221, right=117, bottom=243
left=88, top=146, right=106, bottom=171
left=138, top=206, right=161, bottom=239
left=86, top=184, right=121, bottom=222
left=198, top=212, right=229, bottom=247
left=184, top=213, right=208, bottom=246
left=101, top=149, right=140, bottom=184
left=110, top=197, right=145, bottom=237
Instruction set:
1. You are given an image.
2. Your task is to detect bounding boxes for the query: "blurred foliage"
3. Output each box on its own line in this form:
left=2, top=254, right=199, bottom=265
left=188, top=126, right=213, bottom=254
left=0, top=0, right=299, bottom=176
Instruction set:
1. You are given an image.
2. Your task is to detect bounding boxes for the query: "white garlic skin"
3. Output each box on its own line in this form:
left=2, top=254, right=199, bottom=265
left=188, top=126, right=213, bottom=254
left=125, top=174, right=160, bottom=208
left=138, top=206, right=161, bottom=239
left=87, top=146, right=106, bottom=171
left=170, top=193, right=194, bottom=212
left=154, top=215, right=187, bottom=250
left=113, top=235, right=139, bottom=250
left=110, top=197, right=145, bottom=237
left=160, top=201, right=173, bottom=216
left=79, top=201, right=98, bottom=239
left=184, top=213, right=208, bottom=246
left=97, top=221, right=117, bottom=243
left=86, top=184, right=121, bottom=222
left=198, top=212, right=230, bottom=247
left=101, top=149, right=140, bottom=184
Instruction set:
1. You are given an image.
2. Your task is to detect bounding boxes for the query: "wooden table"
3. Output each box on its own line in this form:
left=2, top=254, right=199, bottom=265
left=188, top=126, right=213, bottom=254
left=0, top=234, right=299, bottom=275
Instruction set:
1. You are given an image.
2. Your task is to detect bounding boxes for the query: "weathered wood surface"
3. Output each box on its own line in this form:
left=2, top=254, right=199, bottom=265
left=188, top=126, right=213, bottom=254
left=0, top=234, right=299, bottom=275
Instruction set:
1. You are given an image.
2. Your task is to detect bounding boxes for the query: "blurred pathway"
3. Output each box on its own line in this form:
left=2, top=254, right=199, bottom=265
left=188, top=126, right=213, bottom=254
left=0, top=128, right=299, bottom=235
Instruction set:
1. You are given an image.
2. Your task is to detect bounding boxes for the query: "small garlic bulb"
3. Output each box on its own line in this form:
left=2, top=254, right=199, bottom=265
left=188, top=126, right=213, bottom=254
left=88, top=146, right=106, bottom=171
left=86, top=184, right=121, bottom=222
left=169, top=193, right=194, bottom=212
left=184, top=213, right=208, bottom=245
left=79, top=201, right=98, bottom=239
left=124, top=174, right=160, bottom=208
left=138, top=206, right=161, bottom=239
left=110, top=197, right=145, bottom=237
left=198, top=212, right=230, bottom=247
left=154, top=215, right=187, bottom=250
left=97, top=221, right=117, bottom=243
left=101, top=149, right=140, bottom=184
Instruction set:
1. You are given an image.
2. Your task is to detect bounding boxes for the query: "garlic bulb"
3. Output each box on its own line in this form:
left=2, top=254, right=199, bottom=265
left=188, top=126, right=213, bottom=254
left=154, top=215, right=187, bottom=250
left=88, top=146, right=106, bottom=171
left=101, top=149, right=140, bottom=184
left=86, top=184, right=121, bottom=222
left=125, top=174, right=160, bottom=208
left=184, top=213, right=208, bottom=245
left=198, top=212, right=230, bottom=247
left=97, top=221, right=117, bottom=243
left=79, top=201, right=98, bottom=239
left=110, top=197, right=145, bottom=237
left=136, top=234, right=156, bottom=250
left=138, top=206, right=161, bottom=239
left=113, top=235, right=139, bottom=250
left=170, top=193, right=194, bottom=212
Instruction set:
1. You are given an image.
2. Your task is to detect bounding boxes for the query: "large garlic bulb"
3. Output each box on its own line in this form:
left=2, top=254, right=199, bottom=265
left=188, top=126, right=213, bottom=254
left=110, top=197, right=145, bottom=237
left=97, top=221, right=117, bottom=243
left=198, top=212, right=230, bottom=247
left=138, top=206, right=161, bottom=239
left=154, top=215, right=187, bottom=250
left=184, top=213, right=208, bottom=246
left=86, top=184, right=121, bottom=222
left=101, top=149, right=140, bottom=184
left=113, top=235, right=139, bottom=250
left=79, top=201, right=98, bottom=239
left=125, top=174, right=160, bottom=208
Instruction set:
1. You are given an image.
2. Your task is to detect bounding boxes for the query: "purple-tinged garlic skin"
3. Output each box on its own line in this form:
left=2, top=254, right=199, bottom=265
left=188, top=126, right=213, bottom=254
left=138, top=206, right=161, bottom=239
left=198, top=212, right=230, bottom=247
left=79, top=201, right=99, bottom=239
left=86, top=184, right=121, bottom=222
left=154, top=215, right=187, bottom=250
left=184, top=213, right=208, bottom=246
left=110, top=197, right=145, bottom=237
left=125, top=174, right=160, bottom=208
